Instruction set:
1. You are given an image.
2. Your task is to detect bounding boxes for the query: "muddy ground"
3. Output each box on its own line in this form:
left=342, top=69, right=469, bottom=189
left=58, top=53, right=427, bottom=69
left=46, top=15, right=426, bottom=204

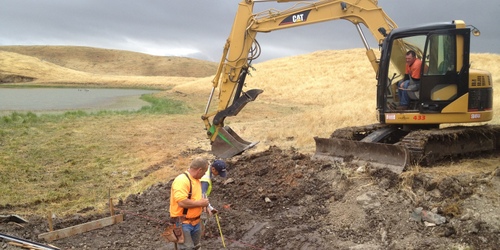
left=1, top=146, right=500, bottom=250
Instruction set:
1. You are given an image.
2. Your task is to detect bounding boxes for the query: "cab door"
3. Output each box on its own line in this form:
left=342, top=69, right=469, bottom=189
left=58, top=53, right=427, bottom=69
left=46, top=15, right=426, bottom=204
left=419, top=29, right=470, bottom=113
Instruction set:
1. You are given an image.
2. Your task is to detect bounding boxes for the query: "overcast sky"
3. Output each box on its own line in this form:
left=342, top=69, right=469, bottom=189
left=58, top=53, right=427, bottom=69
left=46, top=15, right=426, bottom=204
left=1, top=0, right=499, bottom=62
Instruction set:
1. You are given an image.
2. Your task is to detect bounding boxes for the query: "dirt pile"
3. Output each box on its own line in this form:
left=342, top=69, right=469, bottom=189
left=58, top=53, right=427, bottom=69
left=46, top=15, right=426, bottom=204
left=1, top=146, right=499, bottom=249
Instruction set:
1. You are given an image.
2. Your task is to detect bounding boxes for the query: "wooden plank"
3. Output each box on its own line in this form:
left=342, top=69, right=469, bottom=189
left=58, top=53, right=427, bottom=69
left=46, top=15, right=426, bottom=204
left=38, top=214, right=123, bottom=242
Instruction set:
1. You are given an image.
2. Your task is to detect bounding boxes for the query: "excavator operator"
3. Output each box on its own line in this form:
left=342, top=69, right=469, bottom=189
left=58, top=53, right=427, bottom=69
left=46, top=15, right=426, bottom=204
left=397, top=50, right=422, bottom=110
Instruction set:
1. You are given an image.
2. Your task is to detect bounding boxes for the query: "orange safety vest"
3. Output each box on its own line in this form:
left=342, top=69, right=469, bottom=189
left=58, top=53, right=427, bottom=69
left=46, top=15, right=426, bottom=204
left=169, top=172, right=203, bottom=223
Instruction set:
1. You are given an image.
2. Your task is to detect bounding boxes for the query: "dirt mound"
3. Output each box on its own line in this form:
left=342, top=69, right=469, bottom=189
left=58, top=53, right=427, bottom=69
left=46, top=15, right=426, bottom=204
left=1, top=146, right=499, bottom=249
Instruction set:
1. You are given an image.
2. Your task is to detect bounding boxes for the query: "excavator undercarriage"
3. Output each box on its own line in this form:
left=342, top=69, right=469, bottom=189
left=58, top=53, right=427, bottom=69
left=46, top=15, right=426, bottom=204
left=314, top=124, right=500, bottom=173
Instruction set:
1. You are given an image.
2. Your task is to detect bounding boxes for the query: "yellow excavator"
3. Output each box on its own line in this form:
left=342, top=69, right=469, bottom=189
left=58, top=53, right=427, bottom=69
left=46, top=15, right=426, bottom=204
left=201, top=0, right=499, bottom=173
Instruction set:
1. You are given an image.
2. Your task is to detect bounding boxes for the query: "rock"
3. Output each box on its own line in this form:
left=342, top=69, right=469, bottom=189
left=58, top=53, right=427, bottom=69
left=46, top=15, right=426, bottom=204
left=465, top=221, right=482, bottom=234
left=443, top=226, right=456, bottom=237
left=410, top=207, right=424, bottom=222
left=428, top=189, right=442, bottom=199
left=421, top=209, right=446, bottom=225
left=223, top=178, right=235, bottom=185
left=356, top=165, right=366, bottom=173
left=410, top=207, right=446, bottom=225
left=380, top=228, right=387, bottom=243
left=356, top=191, right=381, bottom=209
left=460, top=208, right=474, bottom=221
left=424, top=221, right=436, bottom=227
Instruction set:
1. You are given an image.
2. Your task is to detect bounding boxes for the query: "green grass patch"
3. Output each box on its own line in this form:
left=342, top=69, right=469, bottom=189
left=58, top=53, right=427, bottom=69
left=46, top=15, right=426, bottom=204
left=0, top=94, right=189, bottom=124
left=137, top=94, right=188, bottom=114
left=0, top=94, right=188, bottom=215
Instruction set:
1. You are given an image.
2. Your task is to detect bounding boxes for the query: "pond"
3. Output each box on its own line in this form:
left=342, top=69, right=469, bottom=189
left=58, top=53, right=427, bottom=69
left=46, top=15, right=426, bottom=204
left=0, top=87, right=161, bottom=115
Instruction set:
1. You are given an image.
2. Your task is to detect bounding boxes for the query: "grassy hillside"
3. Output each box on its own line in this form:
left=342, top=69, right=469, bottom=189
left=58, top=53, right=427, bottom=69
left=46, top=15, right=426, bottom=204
left=0, top=47, right=498, bottom=216
left=0, top=45, right=217, bottom=77
left=0, top=45, right=218, bottom=90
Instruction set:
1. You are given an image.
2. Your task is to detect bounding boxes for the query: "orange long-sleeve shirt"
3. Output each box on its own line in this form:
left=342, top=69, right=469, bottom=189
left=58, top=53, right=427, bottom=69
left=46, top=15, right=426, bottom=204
left=405, top=58, right=422, bottom=80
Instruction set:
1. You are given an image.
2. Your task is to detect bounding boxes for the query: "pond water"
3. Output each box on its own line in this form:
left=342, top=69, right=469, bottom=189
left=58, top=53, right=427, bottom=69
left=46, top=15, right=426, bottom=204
left=0, top=87, right=160, bottom=115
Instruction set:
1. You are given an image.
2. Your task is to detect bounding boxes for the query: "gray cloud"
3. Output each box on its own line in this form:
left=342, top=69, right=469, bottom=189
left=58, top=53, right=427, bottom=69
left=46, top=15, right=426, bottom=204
left=1, top=0, right=498, bottom=62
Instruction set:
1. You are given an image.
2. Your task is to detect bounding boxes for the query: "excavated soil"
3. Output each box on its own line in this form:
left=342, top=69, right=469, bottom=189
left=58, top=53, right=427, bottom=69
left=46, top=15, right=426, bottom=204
left=1, top=146, right=500, bottom=249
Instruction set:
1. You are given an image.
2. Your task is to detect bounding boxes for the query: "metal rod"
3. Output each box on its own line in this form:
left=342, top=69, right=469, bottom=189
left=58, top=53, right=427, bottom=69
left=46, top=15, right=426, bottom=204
left=0, top=232, right=60, bottom=250
left=204, top=87, right=216, bottom=115
left=355, top=23, right=371, bottom=51
left=214, top=214, right=226, bottom=248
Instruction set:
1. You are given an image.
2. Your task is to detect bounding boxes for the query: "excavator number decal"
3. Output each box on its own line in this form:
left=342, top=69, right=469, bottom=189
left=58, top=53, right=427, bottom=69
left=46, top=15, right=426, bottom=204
left=280, top=10, right=311, bottom=25
left=470, top=113, right=481, bottom=119
left=413, top=115, right=426, bottom=120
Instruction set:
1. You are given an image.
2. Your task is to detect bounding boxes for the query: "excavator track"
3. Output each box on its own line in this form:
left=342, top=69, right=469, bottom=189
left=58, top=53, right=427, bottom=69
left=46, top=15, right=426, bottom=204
left=314, top=124, right=500, bottom=173
left=400, top=125, right=500, bottom=166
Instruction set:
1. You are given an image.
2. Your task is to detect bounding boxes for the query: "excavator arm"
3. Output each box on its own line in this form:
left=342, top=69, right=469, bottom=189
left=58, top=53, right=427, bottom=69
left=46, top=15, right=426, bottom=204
left=250, top=0, right=397, bottom=72
left=202, top=0, right=405, bottom=158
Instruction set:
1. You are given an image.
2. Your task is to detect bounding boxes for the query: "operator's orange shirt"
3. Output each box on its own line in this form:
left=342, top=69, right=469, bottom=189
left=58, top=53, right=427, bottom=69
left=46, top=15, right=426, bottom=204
left=169, top=171, right=203, bottom=220
left=405, top=58, right=422, bottom=80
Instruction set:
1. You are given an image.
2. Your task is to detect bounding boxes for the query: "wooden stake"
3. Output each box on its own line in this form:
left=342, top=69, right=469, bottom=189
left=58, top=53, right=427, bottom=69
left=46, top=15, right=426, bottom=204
left=47, top=211, right=53, bottom=232
left=109, top=198, right=115, bottom=216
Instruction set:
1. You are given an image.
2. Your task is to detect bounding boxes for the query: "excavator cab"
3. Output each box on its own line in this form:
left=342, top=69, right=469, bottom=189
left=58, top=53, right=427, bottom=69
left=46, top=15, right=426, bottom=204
left=378, top=21, right=492, bottom=123
left=381, top=25, right=470, bottom=115
left=317, top=21, right=495, bottom=172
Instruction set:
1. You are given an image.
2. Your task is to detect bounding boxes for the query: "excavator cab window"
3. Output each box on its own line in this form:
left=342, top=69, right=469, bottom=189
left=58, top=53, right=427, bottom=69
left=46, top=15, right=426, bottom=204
left=424, top=34, right=456, bottom=76
left=387, top=36, right=426, bottom=82
left=386, top=36, right=426, bottom=107
left=421, top=33, right=459, bottom=104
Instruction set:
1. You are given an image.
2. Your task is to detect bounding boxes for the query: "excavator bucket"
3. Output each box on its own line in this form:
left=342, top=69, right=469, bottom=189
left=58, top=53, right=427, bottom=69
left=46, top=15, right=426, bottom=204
left=211, top=126, right=259, bottom=158
left=313, top=137, right=409, bottom=174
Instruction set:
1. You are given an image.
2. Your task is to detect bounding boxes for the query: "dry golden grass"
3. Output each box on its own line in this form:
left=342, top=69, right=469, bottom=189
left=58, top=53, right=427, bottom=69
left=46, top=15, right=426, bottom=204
left=0, top=45, right=217, bottom=77
left=0, top=46, right=216, bottom=89
left=0, top=46, right=499, bottom=215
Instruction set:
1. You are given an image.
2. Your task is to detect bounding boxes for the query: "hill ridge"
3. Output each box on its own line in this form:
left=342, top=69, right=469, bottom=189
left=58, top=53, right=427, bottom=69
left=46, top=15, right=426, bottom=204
left=0, top=45, right=217, bottom=78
